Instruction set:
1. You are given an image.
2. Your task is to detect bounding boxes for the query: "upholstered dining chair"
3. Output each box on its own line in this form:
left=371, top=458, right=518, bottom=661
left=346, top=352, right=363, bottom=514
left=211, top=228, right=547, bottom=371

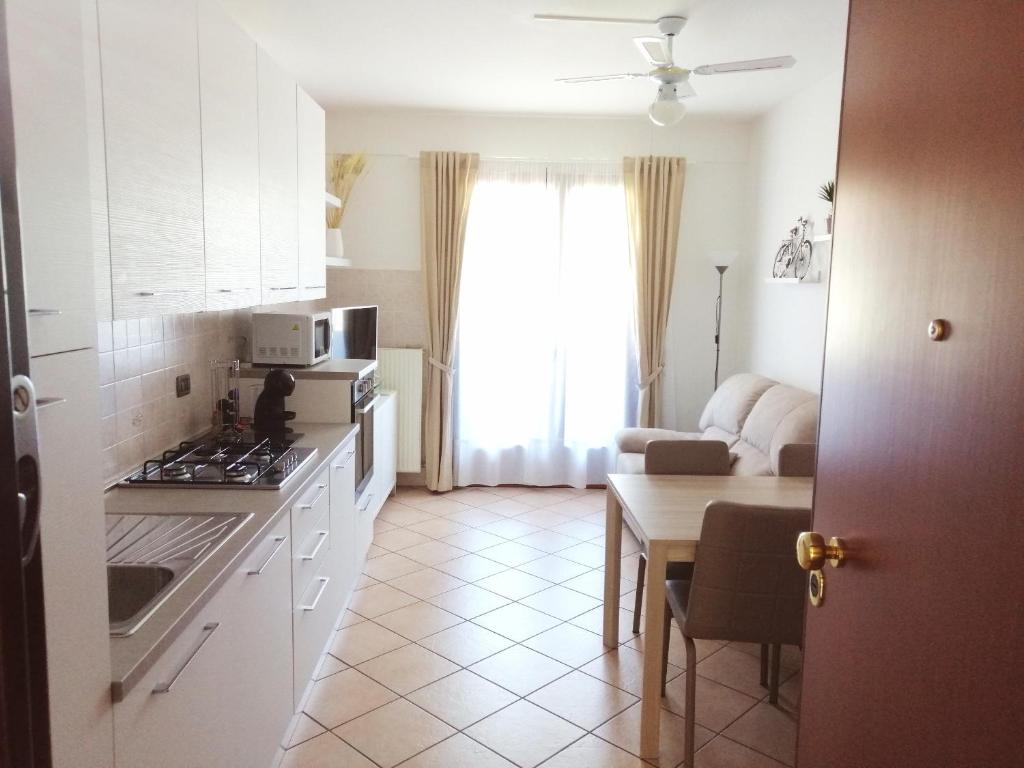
left=631, top=440, right=731, bottom=634
left=661, top=502, right=810, bottom=768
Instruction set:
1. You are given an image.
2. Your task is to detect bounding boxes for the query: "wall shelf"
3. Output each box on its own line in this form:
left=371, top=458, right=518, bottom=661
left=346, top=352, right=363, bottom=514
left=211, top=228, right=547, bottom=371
left=812, top=233, right=832, bottom=243
left=326, top=256, right=352, bottom=269
left=325, top=191, right=341, bottom=209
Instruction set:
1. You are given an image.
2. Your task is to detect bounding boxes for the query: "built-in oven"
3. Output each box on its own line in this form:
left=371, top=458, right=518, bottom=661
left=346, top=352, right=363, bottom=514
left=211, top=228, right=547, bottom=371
left=352, top=377, right=377, bottom=498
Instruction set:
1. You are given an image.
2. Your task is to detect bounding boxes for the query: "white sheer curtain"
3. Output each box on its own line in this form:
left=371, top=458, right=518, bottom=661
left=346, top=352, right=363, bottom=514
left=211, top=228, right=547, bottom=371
left=454, top=160, right=637, bottom=488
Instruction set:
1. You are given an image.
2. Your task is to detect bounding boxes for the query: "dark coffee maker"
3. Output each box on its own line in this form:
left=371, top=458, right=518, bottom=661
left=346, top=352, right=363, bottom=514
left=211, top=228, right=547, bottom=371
left=253, top=369, right=296, bottom=444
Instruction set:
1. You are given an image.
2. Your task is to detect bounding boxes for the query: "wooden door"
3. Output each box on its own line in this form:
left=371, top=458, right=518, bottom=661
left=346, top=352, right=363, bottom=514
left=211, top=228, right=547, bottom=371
left=798, top=2, right=1024, bottom=765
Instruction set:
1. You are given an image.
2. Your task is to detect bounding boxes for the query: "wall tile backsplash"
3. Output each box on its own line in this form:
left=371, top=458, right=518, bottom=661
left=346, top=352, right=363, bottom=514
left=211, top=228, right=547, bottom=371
left=97, top=311, right=245, bottom=484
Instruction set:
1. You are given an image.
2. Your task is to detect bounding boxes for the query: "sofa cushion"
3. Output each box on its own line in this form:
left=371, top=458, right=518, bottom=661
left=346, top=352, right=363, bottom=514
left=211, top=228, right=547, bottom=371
left=701, top=426, right=741, bottom=448
left=740, top=385, right=817, bottom=457
left=698, top=374, right=777, bottom=435
left=769, top=400, right=819, bottom=474
left=730, top=439, right=773, bottom=476
left=614, top=428, right=702, bottom=454
left=615, top=451, right=646, bottom=474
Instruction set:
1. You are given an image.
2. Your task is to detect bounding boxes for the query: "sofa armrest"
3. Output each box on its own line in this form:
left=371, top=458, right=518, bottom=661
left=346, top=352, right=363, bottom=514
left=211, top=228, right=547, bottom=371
left=645, top=440, right=731, bottom=475
left=776, top=443, right=816, bottom=477
left=614, top=427, right=700, bottom=453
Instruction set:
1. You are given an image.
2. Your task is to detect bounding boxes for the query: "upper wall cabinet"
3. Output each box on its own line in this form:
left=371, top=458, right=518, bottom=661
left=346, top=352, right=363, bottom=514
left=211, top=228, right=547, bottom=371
left=258, top=50, right=300, bottom=305
left=198, top=0, right=260, bottom=310
left=297, top=87, right=327, bottom=300
left=98, top=0, right=206, bottom=318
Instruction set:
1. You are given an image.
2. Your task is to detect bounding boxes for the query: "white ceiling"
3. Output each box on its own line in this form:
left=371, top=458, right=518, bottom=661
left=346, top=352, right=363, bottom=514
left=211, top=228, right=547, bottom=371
left=219, top=0, right=848, bottom=118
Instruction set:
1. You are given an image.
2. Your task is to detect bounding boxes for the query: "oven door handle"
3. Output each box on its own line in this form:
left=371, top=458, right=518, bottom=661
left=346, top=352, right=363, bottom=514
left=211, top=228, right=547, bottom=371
left=355, top=395, right=379, bottom=416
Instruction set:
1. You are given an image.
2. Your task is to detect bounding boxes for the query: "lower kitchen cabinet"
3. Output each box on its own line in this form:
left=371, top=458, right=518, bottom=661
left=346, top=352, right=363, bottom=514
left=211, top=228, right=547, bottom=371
left=329, top=444, right=358, bottom=609
left=373, top=391, right=398, bottom=509
left=113, top=513, right=292, bottom=768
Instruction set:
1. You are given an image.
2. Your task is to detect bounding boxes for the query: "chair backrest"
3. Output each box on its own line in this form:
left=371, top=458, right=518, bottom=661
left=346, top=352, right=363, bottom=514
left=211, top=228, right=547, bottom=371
left=644, top=440, right=731, bottom=475
left=777, top=443, right=816, bottom=477
left=683, top=502, right=810, bottom=646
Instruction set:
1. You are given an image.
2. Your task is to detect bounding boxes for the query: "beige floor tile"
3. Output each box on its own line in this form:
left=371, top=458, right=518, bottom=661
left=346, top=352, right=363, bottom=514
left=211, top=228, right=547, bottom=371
left=627, top=631, right=726, bottom=670
left=401, top=540, right=468, bottom=566
left=372, top=528, right=434, bottom=552
left=428, top=583, right=511, bottom=619
left=407, top=669, right=519, bottom=729
left=522, top=623, right=611, bottom=667
left=441, top=528, right=507, bottom=552
left=353, top=573, right=378, bottom=591
left=417, top=621, right=516, bottom=666
left=695, top=735, right=790, bottom=768
left=282, top=731, right=376, bottom=768
left=283, top=712, right=325, bottom=748
left=537, top=734, right=647, bottom=767
left=557, top=541, right=607, bottom=567
left=520, top=584, right=603, bottom=620
left=730, top=641, right=802, bottom=672
left=543, top=498, right=602, bottom=518
left=303, top=668, right=397, bottom=729
left=330, top=621, right=409, bottom=665
left=465, top=700, right=586, bottom=768
left=595, top=702, right=714, bottom=767
left=528, top=670, right=638, bottom=730
left=480, top=498, right=534, bottom=517
left=362, top=552, right=424, bottom=581
left=378, top=505, right=436, bottom=527
left=393, top=488, right=435, bottom=504
left=434, top=553, right=510, bottom=581
left=561, top=569, right=636, bottom=599
left=348, top=583, right=420, bottom=618
left=472, top=603, right=563, bottom=642
left=517, top=554, right=593, bottom=583
left=515, top=509, right=573, bottom=530
left=356, top=643, right=460, bottom=695
left=470, top=644, right=572, bottom=696
left=337, top=609, right=365, bottom=629
left=444, top=507, right=506, bottom=528
left=580, top=646, right=681, bottom=697
left=480, top=519, right=545, bottom=541
left=407, top=517, right=471, bottom=539
left=334, top=699, right=456, bottom=768
left=515, top=489, right=575, bottom=507
left=400, top=733, right=516, bottom=768
left=367, top=544, right=387, bottom=558
left=385, top=568, right=466, bottom=600
left=550, top=520, right=606, bottom=541
left=569, top=606, right=639, bottom=645
left=408, top=497, right=472, bottom=516
left=486, top=485, right=534, bottom=498
left=515, top=530, right=580, bottom=553
left=661, top=672, right=760, bottom=732
left=698, top=646, right=797, bottom=700
left=475, top=569, right=553, bottom=600
left=722, top=702, right=798, bottom=766
left=374, top=518, right=398, bottom=534
left=446, top=488, right=503, bottom=507
left=372, top=601, right=463, bottom=641
left=477, top=540, right=549, bottom=567
left=314, top=653, right=347, bottom=680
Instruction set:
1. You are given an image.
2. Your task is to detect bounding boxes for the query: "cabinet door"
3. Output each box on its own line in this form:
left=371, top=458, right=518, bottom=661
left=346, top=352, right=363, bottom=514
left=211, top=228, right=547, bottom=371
left=97, top=0, right=206, bottom=318
left=373, top=392, right=398, bottom=504
left=8, top=0, right=98, bottom=354
left=258, top=49, right=299, bottom=305
left=198, top=0, right=260, bottom=310
left=329, top=443, right=357, bottom=603
left=114, top=513, right=293, bottom=768
left=31, top=349, right=113, bottom=768
left=297, top=87, right=326, bottom=300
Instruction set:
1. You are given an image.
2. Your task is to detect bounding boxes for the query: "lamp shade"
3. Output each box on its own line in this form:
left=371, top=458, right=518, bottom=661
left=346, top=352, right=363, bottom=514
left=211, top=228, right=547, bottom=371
left=648, top=98, right=687, bottom=127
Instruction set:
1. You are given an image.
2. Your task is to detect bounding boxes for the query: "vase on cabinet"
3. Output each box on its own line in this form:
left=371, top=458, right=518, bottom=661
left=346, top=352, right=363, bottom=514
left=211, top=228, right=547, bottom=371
left=326, top=228, right=351, bottom=268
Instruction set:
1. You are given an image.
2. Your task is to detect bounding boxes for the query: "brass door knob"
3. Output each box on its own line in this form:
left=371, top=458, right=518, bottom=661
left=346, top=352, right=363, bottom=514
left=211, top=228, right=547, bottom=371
left=796, top=532, right=847, bottom=570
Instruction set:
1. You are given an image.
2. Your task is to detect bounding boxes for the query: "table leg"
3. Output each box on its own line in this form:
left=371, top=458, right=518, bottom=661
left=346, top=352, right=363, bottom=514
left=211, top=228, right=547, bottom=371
left=640, top=542, right=667, bottom=758
left=602, top=490, right=623, bottom=648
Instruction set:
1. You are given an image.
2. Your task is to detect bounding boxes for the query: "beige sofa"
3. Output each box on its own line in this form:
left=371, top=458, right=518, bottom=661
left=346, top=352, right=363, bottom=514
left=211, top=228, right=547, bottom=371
left=615, top=373, right=819, bottom=476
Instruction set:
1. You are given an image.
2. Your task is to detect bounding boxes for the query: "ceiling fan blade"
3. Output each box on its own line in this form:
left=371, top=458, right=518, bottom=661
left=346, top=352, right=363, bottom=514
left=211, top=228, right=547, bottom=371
left=533, top=14, right=658, bottom=25
left=633, top=36, right=672, bottom=67
left=692, top=55, right=796, bottom=76
left=555, top=73, right=647, bottom=84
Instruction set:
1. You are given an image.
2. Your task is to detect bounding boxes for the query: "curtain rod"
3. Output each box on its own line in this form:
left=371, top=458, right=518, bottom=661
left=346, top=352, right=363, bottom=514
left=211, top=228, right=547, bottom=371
left=346, top=151, right=743, bottom=166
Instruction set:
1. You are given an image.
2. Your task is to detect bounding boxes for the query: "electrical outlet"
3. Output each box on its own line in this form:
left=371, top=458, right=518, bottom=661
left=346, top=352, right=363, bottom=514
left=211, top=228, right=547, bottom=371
left=175, top=374, right=191, bottom=398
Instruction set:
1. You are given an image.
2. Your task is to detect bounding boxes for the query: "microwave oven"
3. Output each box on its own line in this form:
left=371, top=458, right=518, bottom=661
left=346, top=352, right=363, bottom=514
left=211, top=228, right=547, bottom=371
left=251, top=311, right=331, bottom=366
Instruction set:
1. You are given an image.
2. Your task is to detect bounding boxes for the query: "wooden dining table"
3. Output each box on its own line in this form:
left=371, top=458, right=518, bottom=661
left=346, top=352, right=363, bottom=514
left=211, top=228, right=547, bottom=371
left=603, top=473, right=814, bottom=758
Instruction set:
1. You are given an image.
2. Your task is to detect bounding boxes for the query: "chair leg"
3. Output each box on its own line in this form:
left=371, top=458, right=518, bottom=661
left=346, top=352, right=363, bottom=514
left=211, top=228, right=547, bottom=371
left=661, top=599, right=672, bottom=696
left=769, top=643, right=782, bottom=705
left=683, top=635, right=697, bottom=768
left=632, top=555, right=646, bottom=634
left=760, top=644, right=769, bottom=688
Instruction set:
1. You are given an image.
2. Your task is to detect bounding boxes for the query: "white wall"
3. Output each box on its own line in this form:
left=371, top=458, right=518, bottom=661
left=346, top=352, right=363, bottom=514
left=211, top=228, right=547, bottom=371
left=327, top=108, right=753, bottom=429
left=737, top=70, right=844, bottom=392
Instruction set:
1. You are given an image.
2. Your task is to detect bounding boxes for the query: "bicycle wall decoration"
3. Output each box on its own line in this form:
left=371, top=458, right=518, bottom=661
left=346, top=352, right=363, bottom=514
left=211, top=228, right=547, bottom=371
left=772, top=216, right=813, bottom=280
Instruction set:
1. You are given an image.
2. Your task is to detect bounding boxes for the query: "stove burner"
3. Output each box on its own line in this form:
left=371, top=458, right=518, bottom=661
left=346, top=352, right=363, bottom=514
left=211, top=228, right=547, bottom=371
left=223, top=465, right=255, bottom=484
left=161, top=464, right=191, bottom=481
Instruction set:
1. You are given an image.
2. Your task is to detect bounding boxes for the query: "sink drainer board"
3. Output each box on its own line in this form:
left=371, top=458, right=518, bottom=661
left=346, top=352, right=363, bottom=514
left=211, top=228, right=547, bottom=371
left=106, top=513, right=251, bottom=637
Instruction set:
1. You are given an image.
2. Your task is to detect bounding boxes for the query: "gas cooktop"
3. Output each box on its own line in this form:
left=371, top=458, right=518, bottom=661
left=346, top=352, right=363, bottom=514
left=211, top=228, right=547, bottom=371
left=119, top=430, right=316, bottom=490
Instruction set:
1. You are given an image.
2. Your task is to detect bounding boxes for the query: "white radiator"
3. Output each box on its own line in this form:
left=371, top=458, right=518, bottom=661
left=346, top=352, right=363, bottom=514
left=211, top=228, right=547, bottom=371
left=377, top=348, right=423, bottom=473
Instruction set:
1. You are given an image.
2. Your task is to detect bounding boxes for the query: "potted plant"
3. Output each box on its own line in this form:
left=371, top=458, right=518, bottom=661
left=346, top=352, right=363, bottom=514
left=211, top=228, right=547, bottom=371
left=818, top=179, right=835, bottom=235
left=326, top=152, right=367, bottom=264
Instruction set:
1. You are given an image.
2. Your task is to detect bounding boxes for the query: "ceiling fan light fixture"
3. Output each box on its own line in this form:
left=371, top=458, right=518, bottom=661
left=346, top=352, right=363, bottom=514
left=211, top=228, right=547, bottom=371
left=648, top=85, right=687, bottom=126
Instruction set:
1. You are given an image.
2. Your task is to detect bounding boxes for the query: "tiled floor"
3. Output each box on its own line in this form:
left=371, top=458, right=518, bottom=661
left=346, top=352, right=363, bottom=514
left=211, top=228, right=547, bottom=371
left=282, top=486, right=801, bottom=768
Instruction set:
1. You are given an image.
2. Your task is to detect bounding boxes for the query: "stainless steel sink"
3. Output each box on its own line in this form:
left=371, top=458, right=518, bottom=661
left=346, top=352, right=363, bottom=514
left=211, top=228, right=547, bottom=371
left=106, top=513, right=250, bottom=637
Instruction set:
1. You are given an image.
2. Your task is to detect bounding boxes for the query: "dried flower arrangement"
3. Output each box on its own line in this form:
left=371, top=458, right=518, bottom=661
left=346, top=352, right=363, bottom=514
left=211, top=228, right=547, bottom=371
left=326, top=152, right=367, bottom=228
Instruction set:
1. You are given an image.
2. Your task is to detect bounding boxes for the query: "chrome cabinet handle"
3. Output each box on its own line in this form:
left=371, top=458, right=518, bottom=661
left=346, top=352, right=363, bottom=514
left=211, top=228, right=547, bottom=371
left=300, top=530, right=328, bottom=561
left=153, top=622, right=220, bottom=693
left=333, top=450, right=356, bottom=470
left=216, top=288, right=235, bottom=293
left=269, top=286, right=297, bottom=291
left=304, top=285, right=326, bottom=290
left=35, top=397, right=67, bottom=410
left=247, top=535, right=287, bottom=576
left=298, top=483, right=328, bottom=510
left=135, top=291, right=159, bottom=297
left=358, top=493, right=374, bottom=513
left=28, top=308, right=62, bottom=316
left=299, top=577, right=329, bottom=611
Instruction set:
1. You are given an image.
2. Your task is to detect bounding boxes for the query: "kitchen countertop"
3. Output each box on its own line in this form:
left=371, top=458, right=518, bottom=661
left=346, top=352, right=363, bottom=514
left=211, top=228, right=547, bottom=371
left=239, top=357, right=377, bottom=381
left=104, top=422, right=359, bottom=701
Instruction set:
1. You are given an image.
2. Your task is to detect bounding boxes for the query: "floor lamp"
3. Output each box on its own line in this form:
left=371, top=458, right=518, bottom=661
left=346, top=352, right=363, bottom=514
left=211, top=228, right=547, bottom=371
left=711, top=251, right=738, bottom=391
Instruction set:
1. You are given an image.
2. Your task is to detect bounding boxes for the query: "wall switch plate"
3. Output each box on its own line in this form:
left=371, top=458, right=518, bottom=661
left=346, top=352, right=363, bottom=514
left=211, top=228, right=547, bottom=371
left=175, top=374, right=191, bottom=398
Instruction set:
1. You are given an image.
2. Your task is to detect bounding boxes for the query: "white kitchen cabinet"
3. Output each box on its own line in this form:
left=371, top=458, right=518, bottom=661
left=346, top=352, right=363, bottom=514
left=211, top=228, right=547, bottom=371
left=7, top=0, right=99, bottom=354
left=198, top=0, right=260, bottom=310
left=372, top=391, right=398, bottom=509
left=258, top=49, right=299, bottom=305
left=30, top=348, right=113, bottom=768
left=97, top=0, right=206, bottom=318
left=114, top=512, right=293, bottom=768
left=297, top=86, right=327, bottom=301
left=329, top=442, right=357, bottom=605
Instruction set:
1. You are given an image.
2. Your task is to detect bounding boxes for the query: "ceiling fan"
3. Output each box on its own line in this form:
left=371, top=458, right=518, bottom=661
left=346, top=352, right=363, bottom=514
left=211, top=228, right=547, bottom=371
left=536, top=14, right=796, bottom=126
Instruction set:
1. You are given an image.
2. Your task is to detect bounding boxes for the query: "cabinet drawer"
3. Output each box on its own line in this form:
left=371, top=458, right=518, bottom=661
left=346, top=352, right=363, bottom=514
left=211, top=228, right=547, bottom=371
left=292, top=562, right=339, bottom=706
left=292, top=508, right=330, bottom=604
left=291, top=467, right=329, bottom=546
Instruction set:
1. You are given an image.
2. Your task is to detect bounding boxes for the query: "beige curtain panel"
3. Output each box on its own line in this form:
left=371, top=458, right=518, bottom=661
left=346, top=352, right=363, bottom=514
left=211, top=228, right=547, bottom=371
left=624, top=155, right=687, bottom=428
left=420, top=151, right=479, bottom=491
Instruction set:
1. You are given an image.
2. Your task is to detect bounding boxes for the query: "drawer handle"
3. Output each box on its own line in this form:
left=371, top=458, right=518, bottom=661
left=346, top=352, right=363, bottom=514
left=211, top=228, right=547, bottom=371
left=152, top=622, right=220, bottom=694
left=216, top=288, right=235, bottom=293
left=135, top=291, right=160, bottom=297
left=304, top=285, right=326, bottom=290
left=300, top=530, right=329, bottom=561
left=298, top=484, right=328, bottom=510
left=358, top=493, right=374, bottom=513
left=269, top=286, right=297, bottom=291
left=35, top=397, right=67, bottom=410
left=333, top=450, right=356, bottom=469
left=300, top=577, right=329, bottom=611
left=247, top=535, right=287, bottom=576
left=28, top=308, right=63, bottom=316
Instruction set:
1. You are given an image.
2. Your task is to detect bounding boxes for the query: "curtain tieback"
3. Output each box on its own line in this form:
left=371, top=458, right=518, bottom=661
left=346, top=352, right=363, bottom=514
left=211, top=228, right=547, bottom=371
left=639, top=365, right=665, bottom=390
left=428, top=357, right=455, bottom=376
